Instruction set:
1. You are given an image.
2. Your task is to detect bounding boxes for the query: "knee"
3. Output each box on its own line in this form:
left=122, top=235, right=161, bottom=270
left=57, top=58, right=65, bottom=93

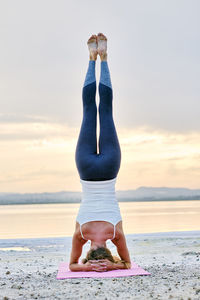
left=82, top=83, right=96, bottom=106
left=99, top=83, right=112, bottom=97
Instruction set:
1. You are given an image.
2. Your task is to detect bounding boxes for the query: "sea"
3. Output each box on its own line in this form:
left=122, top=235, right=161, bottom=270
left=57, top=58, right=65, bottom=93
left=0, top=200, right=200, bottom=239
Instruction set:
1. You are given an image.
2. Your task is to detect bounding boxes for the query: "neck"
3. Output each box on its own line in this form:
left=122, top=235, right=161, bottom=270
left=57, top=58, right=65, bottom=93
left=90, top=240, right=107, bottom=249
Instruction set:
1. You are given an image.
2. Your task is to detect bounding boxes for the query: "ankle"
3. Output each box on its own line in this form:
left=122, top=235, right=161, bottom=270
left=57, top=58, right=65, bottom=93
left=89, top=56, right=97, bottom=61
left=100, top=52, right=107, bottom=61
left=90, top=52, right=97, bottom=61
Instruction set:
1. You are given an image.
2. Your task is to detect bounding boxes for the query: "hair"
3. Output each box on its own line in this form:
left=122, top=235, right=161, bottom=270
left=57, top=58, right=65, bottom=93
left=82, top=247, right=120, bottom=264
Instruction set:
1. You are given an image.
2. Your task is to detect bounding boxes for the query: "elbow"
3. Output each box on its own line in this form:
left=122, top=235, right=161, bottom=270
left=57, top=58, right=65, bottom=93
left=69, top=263, right=75, bottom=271
left=121, top=261, right=131, bottom=269
left=69, top=263, right=85, bottom=272
left=126, top=262, right=131, bottom=269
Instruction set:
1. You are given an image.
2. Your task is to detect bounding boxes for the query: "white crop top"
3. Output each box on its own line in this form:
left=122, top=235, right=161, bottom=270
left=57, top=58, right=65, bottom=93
left=76, top=177, right=122, bottom=240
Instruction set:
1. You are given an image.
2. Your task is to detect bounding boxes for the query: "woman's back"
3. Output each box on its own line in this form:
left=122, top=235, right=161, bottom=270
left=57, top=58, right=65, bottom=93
left=76, top=220, right=122, bottom=241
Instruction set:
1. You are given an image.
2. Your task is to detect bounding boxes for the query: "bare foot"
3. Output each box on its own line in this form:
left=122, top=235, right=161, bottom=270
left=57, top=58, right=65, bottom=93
left=87, top=35, right=98, bottom=61
left=97, top=33, right=107, bottom=61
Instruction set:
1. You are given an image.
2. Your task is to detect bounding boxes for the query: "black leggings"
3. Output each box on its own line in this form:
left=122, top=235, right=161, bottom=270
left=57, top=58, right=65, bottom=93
left=75, top=61, right=121, bottom=181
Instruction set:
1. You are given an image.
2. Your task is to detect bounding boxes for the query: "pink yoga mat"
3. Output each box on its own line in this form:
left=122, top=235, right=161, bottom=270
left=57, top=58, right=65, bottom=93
left=57, top=261, right=150, bottom=279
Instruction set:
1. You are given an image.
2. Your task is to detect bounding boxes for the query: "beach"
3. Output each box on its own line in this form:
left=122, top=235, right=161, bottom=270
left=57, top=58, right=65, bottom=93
left=1, top=0, right=200, bottom=299
left=0, top=231, right=200, bottom=300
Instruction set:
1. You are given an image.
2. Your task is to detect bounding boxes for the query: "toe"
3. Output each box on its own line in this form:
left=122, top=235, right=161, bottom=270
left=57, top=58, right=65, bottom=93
left=97, top=33, right=107, bottom=40
left=97, top=33, right=103, bottom=38
left=88, top=35, right=97, bottom=44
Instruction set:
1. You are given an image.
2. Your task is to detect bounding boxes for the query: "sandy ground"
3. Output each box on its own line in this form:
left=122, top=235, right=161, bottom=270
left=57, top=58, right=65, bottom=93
left=0, top=231, right=200, bottom=300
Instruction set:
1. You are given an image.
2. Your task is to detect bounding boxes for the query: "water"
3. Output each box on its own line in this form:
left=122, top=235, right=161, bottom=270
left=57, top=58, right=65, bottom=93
left=0, top=200, right=200, bottom=239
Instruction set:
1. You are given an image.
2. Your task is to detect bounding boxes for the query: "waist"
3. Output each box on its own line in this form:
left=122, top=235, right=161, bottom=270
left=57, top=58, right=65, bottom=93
left=76, top=204, right=122, bottom=226
left=80, top=177, right=117, bottom=203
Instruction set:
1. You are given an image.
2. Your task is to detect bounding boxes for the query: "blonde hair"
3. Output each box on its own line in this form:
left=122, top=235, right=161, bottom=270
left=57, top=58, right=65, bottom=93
left=82, top=247, right=120, bottom=264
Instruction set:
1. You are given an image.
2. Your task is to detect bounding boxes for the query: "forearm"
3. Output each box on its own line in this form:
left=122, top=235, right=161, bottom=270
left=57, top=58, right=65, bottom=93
left=113, top=261, right=131, bottom=270
left=69, top=263, right=91, bottom=272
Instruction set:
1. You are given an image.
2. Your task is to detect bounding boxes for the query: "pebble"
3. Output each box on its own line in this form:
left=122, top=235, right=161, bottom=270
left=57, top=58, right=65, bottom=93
left=0, top=236, right=200, bottom=299
left=182, top=251, right=200, bottom=256
left=196, top=289, right=200, bottom=295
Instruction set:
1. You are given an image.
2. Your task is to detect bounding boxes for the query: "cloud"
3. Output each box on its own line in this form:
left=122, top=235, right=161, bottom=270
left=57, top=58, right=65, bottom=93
left=0, top=118, right=199, bottom=192
left=0, top=1, right=200, bottom=131
left=0, top=1, right=200, bottom=192
left=0, top=115, right=78, bottom=141
left=0, top=113, right=52, bottom=123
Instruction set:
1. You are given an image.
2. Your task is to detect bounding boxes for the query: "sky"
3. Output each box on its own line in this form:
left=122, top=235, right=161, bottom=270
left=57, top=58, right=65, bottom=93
left=0, top=0, right=200, bottom=192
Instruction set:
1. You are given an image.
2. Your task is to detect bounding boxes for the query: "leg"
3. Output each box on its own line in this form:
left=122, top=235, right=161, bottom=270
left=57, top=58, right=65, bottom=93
left=75, top=36, right=98, bottom=180
left=97, top=34, right=121, bottom=179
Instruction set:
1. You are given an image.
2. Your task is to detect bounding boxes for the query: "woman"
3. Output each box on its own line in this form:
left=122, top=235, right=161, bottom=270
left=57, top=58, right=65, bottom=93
left=69, top=33, right=131, bottom=272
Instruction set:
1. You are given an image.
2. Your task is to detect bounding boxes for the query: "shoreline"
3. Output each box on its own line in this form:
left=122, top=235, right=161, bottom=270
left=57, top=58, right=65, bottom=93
left=0, top=229, right=200, bottom=242
left=1, top=198, right=200, bottom=206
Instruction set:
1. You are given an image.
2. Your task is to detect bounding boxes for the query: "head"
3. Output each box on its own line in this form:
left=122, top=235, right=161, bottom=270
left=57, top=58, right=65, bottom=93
left=82, top=246, right=116, bottom=264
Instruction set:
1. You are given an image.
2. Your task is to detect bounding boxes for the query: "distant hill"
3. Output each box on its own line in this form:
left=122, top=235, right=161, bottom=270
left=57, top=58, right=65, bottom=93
left=0, top=191, right=81, bottom=205
left=116, top=187, right=200, bottom=202
left=0, top=187, right=200, bottom=205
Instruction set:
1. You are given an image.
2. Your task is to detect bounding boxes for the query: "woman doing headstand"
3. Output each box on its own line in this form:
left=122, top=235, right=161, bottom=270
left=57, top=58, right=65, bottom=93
left=69, top=33, right=131, bottom=272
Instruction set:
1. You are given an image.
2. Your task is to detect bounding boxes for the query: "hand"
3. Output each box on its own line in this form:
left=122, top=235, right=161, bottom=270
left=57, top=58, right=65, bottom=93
left=96, top=259, right=115, bottom=271
left=86, top=259, right=112, bottom=272
left=88, top=259, right=115, bottom=272
left=84, top=260, right=106, bottom=272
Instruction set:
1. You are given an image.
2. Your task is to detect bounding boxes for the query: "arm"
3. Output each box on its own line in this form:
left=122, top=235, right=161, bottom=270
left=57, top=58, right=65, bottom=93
left=91, top=230, right=131, bottom=272
left=70, top=262, right=92, bottom=272
left=111, top=230, right=131, bottom=269
left=92, top=259, right=129, bottom=271
left=69, top=230, right=108, bottom=272
left=69, top=231, right=89, bottom=271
